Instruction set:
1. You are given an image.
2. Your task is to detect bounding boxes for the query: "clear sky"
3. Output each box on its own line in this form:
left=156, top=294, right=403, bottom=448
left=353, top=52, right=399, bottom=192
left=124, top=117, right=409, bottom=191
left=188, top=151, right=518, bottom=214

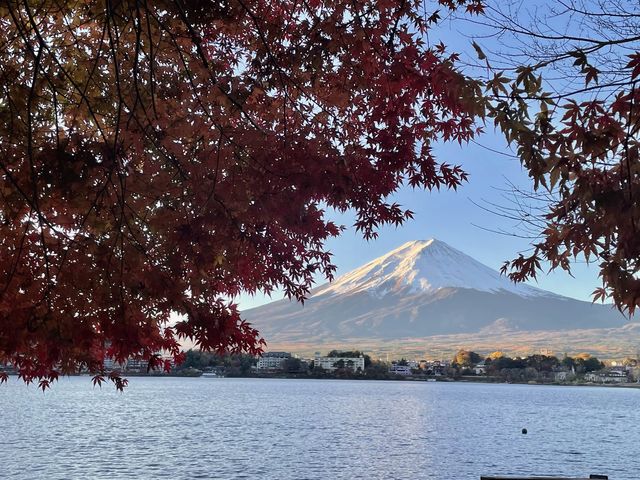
left=237, top=5, right=603, bottom=311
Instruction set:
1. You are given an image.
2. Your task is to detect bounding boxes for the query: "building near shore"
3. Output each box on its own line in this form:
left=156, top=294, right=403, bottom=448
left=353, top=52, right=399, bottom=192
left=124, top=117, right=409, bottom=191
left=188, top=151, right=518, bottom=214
left=125, top=358, right=149, bottom=372
left=585, top=369, right=629, bottom=383
left=389, top=364, right=412, bottom=376
left=473, top=362, right=487, bottom=375
left=313, top=352, right=365, bottom=372
left=256, top=352, right=292, bottom=371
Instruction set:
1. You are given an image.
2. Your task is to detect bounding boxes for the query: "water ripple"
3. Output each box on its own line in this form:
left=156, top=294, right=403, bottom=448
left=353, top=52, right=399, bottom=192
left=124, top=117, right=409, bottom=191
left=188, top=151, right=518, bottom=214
left=0, top=378, right=638, bottom=479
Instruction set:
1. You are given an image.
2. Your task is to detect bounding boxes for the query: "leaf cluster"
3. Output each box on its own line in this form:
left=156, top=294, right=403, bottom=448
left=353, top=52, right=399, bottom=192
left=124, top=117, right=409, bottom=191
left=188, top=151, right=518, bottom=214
left=0, top=0, right=484, bottom=388
left=468, top=1, right=640, bottom=316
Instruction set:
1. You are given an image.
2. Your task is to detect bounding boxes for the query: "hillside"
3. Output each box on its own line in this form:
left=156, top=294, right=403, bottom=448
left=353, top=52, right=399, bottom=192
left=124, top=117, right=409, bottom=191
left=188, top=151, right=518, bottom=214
left=242, top=239, right=631, bottom=356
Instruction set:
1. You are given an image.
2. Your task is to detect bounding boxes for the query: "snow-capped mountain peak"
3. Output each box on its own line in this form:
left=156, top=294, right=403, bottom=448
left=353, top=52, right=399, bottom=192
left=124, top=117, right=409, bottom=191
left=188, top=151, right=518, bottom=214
left=243, top=238, right=624, bottom=344
left=314, top=239, right=545, bottom=298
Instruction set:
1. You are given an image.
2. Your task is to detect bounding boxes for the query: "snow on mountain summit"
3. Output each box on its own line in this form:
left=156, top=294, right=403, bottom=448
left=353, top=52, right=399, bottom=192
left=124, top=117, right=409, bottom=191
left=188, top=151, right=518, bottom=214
left=314, top=239, right=546, bottom=298
left=243, top=238, right=625, bottom=343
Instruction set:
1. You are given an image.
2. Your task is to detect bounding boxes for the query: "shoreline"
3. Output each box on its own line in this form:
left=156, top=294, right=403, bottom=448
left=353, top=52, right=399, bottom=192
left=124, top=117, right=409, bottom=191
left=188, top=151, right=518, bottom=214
left=215, top=373, right=640, bottom=389
left=225, top=374, right=640, bottom=389
left=4, top=371, right=640, bottom=389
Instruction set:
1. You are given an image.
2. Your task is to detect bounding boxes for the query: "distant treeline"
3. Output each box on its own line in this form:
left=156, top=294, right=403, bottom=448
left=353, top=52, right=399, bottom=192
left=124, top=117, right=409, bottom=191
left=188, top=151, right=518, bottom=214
left=178, top=350, right=257, bottom=376
left=451, top=349, right=606, bottom=382
left=177, top=349, right=395, bottom=379
left=176, top=348, right=615, bottom=383
left=453, top=349, right=603, bottom=371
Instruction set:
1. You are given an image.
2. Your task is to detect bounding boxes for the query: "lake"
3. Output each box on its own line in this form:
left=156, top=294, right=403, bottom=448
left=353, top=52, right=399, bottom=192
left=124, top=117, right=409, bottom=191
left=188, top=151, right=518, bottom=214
left=1, top=377, right=637, bottom=479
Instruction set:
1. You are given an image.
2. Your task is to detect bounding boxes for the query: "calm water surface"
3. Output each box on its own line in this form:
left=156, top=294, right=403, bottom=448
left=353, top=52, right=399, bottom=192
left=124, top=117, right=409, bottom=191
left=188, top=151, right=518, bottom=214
left=1, top=377, right=637, bottom=479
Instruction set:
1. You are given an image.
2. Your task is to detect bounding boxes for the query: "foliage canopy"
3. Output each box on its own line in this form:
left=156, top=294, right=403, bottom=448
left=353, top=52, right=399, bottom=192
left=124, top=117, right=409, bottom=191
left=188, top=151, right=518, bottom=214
left=0, top=0, right=484, bottom=388
left=470, top=1, right=640, bottom=315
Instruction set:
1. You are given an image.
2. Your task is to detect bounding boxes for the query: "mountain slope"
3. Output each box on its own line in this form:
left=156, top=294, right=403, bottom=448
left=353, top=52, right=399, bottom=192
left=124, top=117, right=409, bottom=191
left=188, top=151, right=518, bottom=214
left=242, top=239, right=626, bottom=344
left=313, top=239, right=545, bottom=298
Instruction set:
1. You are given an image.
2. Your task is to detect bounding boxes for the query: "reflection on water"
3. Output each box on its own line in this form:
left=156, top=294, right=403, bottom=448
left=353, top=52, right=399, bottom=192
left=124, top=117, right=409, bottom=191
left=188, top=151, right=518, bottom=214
left=1, top=377, right=638, bottom=479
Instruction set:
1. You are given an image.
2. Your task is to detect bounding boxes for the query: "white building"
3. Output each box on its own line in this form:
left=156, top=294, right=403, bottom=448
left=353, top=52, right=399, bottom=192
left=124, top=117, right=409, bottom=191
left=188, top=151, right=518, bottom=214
left=474, top=362, right=487, bottom=375
left=124, top=358, right=149, bottom=372
left=104, top=357, right=126, bottom=371
left=314, top=352, right=365, bottom=372
left=389, top=364, right=412, bottom=376
left=585, top=370, right=628, bottom=383
left=256, top=352, right=291, bottom=371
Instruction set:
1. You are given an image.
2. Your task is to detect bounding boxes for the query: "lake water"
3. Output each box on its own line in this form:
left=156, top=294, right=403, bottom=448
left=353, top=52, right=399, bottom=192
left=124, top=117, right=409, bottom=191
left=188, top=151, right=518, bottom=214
left=1, top=377, right=637, bottom=479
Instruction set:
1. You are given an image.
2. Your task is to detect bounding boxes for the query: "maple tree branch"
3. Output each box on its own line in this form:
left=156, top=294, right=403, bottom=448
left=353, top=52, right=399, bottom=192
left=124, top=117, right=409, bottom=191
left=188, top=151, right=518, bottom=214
left=105, top=0, right=124, bottom=154
left=622, top=82, right=638, bottom=233
left=156, top=19, right=289, bottom=181
left=492, top=80, right=636, bottom=101
left=171, top=0, right=266, bottom=134
left=1, top=219, right=31, bottom=298
left=8, top=1, right=110, bottom=144
left=484, top=3, right=640, bottom=46
left=141, top=0, right=158, bottom=117
left=556, top=0, right=640, bottom=19
left=22, top=29, right=54, bottom=313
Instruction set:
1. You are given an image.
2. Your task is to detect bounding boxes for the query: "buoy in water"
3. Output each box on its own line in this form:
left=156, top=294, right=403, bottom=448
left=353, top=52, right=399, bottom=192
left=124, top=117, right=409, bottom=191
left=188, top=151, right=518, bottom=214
left=522, top=428, right=528, bottom=434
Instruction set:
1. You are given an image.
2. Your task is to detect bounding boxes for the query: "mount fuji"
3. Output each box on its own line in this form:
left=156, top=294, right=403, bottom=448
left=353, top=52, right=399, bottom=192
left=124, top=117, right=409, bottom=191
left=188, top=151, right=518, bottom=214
left=242, top=239, right=627, bottom=347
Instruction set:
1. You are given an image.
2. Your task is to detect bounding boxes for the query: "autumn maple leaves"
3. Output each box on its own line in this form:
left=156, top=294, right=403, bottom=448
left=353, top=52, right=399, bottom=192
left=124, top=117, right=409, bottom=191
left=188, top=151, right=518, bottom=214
left=0, top=0, right=487, bottom=387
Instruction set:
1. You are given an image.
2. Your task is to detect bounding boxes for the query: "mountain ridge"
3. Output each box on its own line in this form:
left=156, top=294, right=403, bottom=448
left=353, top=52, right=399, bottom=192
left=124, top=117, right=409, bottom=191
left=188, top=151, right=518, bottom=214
left=313, top=239, right=550, bottom=299
left=242, top=239, right=627, bottom=347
